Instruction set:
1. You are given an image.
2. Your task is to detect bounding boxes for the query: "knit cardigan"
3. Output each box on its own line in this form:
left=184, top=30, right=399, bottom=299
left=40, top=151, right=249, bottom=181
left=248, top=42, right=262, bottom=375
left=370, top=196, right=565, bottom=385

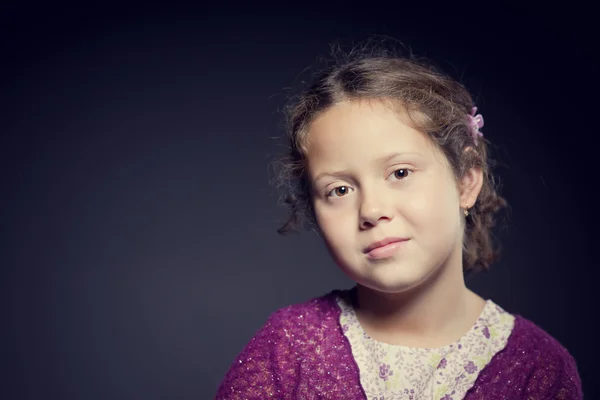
left=215, top=290, right=582, bottom=399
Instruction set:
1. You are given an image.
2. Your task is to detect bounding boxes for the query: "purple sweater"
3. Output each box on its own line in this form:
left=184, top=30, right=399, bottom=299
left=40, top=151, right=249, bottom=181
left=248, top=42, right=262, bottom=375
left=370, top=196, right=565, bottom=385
left=215, top=290, right=582, bottom=399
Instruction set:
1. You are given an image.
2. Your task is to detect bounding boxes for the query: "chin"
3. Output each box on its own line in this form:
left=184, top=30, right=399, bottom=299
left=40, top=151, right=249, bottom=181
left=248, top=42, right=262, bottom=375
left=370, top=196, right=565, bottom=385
left=359, top=277, right=429, bottom=295
left=342, top=258, right=440, bottom=295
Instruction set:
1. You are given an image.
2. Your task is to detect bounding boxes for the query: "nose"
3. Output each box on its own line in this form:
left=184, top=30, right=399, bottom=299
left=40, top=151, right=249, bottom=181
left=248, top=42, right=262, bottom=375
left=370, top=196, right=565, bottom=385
left=359, top=190, right=393, bottom=230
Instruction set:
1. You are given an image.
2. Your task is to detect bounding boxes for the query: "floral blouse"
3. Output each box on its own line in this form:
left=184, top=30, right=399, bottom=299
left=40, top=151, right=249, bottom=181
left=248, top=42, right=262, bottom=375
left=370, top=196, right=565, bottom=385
left=336, top=291, right=515, bottom=400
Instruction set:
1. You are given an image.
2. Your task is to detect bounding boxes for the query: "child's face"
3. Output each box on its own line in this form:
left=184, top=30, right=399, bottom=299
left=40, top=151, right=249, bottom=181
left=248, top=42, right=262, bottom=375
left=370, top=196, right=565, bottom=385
left=306, top=100, right=465, bottom=293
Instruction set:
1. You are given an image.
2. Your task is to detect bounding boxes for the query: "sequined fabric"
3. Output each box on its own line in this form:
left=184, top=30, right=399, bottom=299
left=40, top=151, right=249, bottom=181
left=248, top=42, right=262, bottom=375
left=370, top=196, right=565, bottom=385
left=215, top=290, right=582, bottom=399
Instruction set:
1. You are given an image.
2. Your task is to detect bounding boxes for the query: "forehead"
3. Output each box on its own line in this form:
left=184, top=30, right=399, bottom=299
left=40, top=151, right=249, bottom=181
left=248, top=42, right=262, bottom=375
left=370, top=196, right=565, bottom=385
left=305, top=100, right=445, bottom=168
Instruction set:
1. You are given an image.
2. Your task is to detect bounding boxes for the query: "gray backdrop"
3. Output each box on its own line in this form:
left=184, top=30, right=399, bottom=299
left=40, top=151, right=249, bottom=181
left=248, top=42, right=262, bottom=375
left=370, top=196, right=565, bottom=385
left=1, top=3, right=596, bottom=399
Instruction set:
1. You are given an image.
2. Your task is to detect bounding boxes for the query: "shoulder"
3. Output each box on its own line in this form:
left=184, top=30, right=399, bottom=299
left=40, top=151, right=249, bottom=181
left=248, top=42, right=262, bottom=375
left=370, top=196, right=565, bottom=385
left=214, top=290, right=346, bottom=399
left=264, top=289, right=343, bottom=331
left=484, top=301, right=578, bottom=370
left=509, top=315, right=578, bottom=367
left=501, top=314, right=582, bottom=397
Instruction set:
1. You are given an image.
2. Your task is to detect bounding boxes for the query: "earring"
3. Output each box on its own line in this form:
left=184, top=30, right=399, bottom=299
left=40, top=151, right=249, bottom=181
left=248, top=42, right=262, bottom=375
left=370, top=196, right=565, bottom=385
left=463, top=205, right=470, bottom=217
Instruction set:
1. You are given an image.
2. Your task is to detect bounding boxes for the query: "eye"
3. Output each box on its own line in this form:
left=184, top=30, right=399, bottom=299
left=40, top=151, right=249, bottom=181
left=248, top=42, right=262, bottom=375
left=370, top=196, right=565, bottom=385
left=327, top=185, right=353, bottom=198
left=390, top=168, right=412, bottom=180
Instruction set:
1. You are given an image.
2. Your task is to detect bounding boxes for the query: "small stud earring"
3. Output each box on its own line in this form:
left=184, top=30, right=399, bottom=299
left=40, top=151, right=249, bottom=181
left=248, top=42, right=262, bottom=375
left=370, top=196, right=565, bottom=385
left=463, top=205, right=470, bottom=217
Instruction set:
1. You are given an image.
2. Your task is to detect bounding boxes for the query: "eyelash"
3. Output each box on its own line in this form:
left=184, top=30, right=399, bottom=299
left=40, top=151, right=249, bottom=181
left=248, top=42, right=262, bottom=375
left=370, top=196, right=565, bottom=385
left=325, top=168, right=414, bottom=198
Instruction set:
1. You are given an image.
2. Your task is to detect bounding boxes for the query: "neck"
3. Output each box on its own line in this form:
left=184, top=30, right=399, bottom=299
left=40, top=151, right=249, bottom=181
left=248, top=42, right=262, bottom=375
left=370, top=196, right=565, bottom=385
left=351, top=247, right=485, bottom=347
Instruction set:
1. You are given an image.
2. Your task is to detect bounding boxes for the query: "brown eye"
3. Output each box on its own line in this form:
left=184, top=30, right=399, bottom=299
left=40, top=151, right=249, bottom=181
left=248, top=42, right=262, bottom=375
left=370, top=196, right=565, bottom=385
left=328, top=185, right=352, bottom=198
left=334, top=186, right=349, bottom=196
left=394, top=169, right=409, bottom=179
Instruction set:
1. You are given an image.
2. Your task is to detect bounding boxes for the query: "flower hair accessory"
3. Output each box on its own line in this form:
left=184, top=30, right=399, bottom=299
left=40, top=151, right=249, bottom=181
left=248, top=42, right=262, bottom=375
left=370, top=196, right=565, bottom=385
left=467, top=107, right=484, bottom=145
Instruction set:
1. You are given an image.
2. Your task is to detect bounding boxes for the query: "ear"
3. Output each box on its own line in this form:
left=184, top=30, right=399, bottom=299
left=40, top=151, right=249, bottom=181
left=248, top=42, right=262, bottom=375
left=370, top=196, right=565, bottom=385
left=459, top=166, right=483, bottom=207
left=458, top=149, right=484, bottom=209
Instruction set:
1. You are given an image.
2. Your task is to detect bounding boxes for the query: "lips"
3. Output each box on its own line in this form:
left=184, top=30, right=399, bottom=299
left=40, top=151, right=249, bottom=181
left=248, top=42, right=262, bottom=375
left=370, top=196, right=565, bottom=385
left=364, top=237, right=409, bottom=253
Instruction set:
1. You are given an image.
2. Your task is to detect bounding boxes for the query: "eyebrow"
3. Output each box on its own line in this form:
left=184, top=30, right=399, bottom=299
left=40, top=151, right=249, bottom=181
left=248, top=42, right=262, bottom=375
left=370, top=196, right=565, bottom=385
left=313, top=152, right=424, bottom=183
left=376, top=151, right=424, bottom=165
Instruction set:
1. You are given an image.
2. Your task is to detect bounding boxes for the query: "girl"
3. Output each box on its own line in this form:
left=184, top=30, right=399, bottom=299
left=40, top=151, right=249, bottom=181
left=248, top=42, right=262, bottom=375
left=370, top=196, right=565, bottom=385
left=214, top=42, right=582, bottom=399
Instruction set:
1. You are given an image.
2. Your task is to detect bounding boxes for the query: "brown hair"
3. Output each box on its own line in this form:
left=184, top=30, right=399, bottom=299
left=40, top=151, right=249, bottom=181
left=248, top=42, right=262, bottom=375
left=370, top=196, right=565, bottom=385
left=273, top=40, right=508, bottom=272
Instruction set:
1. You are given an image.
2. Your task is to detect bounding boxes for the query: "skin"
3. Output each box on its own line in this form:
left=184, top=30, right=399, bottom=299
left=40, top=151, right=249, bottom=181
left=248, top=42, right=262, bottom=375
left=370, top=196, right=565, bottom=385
left=306, top=99, right=486, bottom=348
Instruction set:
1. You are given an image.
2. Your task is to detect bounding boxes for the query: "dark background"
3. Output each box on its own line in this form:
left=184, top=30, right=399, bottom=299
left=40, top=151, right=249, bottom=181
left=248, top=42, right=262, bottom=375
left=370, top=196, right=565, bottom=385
left=1, top=2, right=597, bottom=399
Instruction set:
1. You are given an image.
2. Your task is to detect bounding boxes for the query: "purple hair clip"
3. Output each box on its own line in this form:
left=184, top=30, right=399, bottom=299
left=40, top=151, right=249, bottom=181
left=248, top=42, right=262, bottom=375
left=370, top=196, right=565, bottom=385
left=467, top=107, right=484, bottom=145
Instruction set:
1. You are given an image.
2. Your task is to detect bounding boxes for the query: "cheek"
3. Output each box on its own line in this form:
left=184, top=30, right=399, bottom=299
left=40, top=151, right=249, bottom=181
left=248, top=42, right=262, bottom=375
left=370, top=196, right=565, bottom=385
left=314, top=203, right=356, bottom=244
left=403, top=180, right=460, bottom=233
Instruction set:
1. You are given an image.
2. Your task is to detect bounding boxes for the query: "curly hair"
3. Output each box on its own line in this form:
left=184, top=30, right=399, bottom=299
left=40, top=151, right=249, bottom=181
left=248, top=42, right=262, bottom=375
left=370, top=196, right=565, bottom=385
left=272, top=40, right=508, bottom=273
